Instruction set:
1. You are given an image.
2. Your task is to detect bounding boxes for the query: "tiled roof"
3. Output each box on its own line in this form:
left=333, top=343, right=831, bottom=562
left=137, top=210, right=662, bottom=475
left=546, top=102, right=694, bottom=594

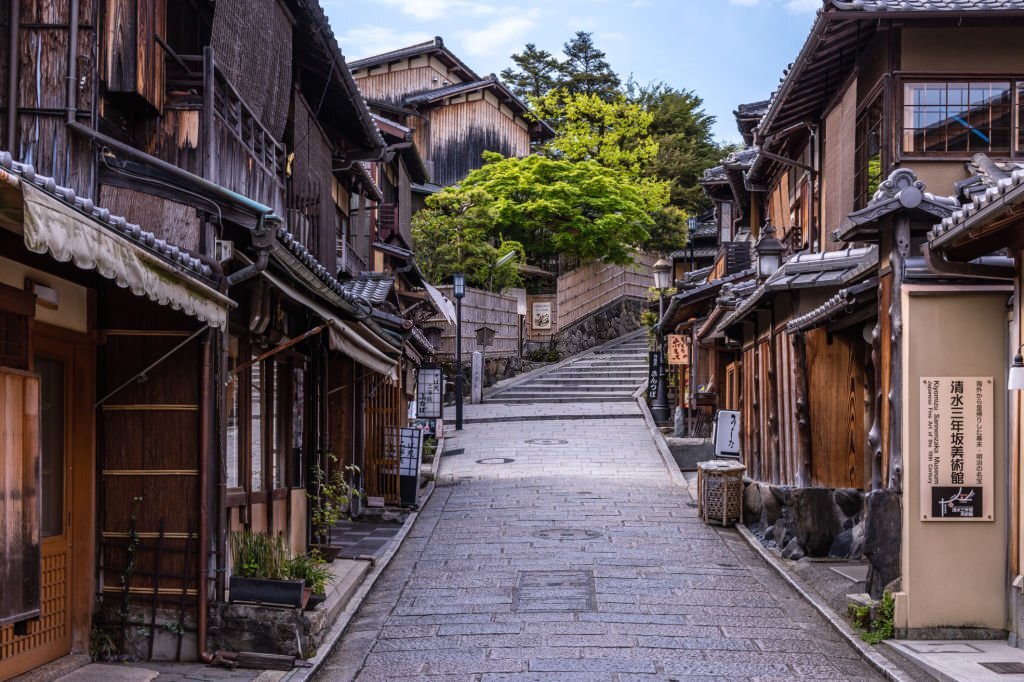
left=930, top=164, right=1024, bottom=246
left=670, top=246, right=718, bottom=260
left=836, top=168, right=959, bottom=242
left=0, top=153, right=214, bottom=281
left=340, top=275, right=395, bottom=305
left=348, top=37, right=480, bottom=82
left=831, top=0, right=1024, bottom=11
left=401, top=75, right=554, bottom=138
left=702, top=148, right=757, bottom=184
left=786, top=277, right=878, bottom=333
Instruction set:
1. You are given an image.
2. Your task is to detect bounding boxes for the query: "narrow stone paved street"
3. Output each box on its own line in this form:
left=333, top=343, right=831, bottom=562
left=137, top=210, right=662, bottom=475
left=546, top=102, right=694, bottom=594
left=318, top=399, right=882, bottom=681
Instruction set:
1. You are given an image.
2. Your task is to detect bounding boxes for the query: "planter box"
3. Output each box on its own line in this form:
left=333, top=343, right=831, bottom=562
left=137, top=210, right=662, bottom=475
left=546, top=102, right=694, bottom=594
left=229, top=576, right=305, bottom=608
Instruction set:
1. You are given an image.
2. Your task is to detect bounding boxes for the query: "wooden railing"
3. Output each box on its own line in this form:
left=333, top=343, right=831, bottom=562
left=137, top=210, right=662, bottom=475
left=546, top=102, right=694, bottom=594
left=555, top=252, right=656, bottom=330
left=165, top=51, right=286, bottom=215
left=377, top=203, right=399, bottom=240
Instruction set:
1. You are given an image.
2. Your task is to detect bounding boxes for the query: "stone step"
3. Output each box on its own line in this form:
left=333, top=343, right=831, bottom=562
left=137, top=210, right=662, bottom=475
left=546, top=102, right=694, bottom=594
left=506, top=383, right=639, bottom=393
left=487, top=395, right=637, bottom=404
left=544, top=371, right=647, bottom=378
left=491, top=391, right=637, bottom=402
left=528, top=377, right=645, bottom=386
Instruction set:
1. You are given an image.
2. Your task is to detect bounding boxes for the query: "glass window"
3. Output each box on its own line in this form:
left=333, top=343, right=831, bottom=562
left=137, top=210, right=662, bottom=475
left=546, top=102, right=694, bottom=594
left=903, top=81, right=1012, bottom=154
left=225, top=336, right=241, bottom=489
left=855, top=95, right=884, bottom=209
left=271, top=362, right=283, bottom=489
left=251, top=360, right=263, bottom=492
left=36, top=357, right=65, bottom=538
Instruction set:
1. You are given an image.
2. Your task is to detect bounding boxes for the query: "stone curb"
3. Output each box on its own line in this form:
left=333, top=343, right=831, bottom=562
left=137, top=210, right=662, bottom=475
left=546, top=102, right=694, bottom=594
left=483, top=329, right=647, bottom=400
left=634, top=381, right=688, bottom=489
left=283, top=483, right=436, bottom=682
left=733, top=523, right=914, bottom=682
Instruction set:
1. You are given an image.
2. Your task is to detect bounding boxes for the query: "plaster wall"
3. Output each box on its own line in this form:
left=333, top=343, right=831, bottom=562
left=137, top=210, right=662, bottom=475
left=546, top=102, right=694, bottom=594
left=900, top=287, right=1010, bottom=631
left=0, top=255, right=88, bottom=332
left=902, top=27, right=1024, bottom=72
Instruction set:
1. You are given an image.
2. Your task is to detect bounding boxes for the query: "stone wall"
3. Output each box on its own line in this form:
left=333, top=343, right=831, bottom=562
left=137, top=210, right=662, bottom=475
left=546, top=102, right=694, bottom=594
left=209, top=600, right=331, bottom=658
left=553, top=298, right=644, bottom=358
left=743, top=482, right=902, bottom=599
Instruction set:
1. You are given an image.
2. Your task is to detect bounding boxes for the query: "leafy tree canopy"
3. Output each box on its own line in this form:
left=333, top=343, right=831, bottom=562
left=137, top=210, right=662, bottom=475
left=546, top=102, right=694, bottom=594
left=532, top=89, right=658, bottom=178
left=411, top=187, right=524, bottom=290
left=559, top=31, right=620, bottom=101
left=412, top=153, right=666, bottom=273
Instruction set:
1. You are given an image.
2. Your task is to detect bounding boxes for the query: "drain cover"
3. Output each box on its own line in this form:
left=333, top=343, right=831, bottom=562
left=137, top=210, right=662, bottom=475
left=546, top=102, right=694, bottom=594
left=981, top=662, right=1024, bottom=674
left=476, top=457, right=514, bottom=464
left=441, top=447, right=465, bottom=458
left=525, top=438, right=568, bottom=445
left=513, top=570, right=595, bottom=612
left=531, top=528, right=602, bottom=540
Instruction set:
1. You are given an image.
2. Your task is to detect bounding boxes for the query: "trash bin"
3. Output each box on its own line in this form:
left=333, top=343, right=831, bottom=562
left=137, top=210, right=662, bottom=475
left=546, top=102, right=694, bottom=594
left=697, top=460, right=745, bottom=527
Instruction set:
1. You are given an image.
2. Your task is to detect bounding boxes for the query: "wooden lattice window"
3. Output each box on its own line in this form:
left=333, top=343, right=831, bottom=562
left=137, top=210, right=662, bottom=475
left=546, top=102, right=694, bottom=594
left=0, top=284, right=35, bottom=371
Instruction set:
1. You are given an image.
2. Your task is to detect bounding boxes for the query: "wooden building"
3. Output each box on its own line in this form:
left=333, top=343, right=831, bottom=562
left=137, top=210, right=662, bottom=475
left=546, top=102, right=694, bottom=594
left=0, top=0, right=442, bottom=673
left=657, top=0, right=1024, bottom=640
left=350, top=37, right=554, bottom=188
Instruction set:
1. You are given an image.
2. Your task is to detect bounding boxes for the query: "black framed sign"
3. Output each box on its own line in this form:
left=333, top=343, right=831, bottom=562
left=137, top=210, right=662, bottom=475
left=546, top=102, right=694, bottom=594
left=416, top=367, right=444, bottom=419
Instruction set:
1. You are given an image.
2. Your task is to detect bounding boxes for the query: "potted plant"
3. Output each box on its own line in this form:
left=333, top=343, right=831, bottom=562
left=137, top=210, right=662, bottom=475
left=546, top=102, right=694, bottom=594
left=228, top=530, right=305, bottom=608
left=286, top=550, right=336, bottom=611
left=308, top=452, right=364, bottom=561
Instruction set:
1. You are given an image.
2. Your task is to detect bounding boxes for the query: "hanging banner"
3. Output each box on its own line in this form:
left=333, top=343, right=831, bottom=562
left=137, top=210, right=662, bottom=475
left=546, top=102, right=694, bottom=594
left=667, top=335, right=689, bottom=365
left=919, top=377, right=993, bottom=521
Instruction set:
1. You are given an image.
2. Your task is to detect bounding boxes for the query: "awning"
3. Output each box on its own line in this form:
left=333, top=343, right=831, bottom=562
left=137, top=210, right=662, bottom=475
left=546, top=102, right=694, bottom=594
left=423, top=280, right=456, bottom=325
left=262, top=269, right=399, bottom=381
left=2, top=167, right=233, bottom=330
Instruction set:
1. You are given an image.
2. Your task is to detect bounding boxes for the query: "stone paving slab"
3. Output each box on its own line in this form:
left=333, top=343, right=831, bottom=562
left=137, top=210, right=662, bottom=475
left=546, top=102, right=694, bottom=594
left=317, top=402, right=884, bottom=681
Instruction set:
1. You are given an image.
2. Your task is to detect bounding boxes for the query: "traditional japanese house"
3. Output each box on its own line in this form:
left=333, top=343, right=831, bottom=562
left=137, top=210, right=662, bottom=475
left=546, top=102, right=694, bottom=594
left=663, top=0, right=1024, bottom=639
left=0, top=0, right=438, bottom=672
left=349, top=38, right=554, bottom=188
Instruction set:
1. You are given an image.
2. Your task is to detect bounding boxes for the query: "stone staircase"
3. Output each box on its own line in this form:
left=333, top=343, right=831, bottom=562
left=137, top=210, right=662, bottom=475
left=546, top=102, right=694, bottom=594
left=487, top=334, right=650, bottom=404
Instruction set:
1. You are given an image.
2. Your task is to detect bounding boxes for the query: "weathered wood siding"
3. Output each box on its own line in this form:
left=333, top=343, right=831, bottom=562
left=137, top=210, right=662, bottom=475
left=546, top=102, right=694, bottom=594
left=99, top=185, right=201, bottom=253
left=429, top=97, right=532, bottom=186
left=805, top=328, right=867, bottom=489
left=4, top=0, right=98, bottom=196
left=290, top=90, right=337, bottom=269
left=776, top=328, right=799, bottom=485
left=823, top=77, right=857, bottom=243
left=353, top=58, right=465, bottom=104
left=556, top=253, right=655, bottom=330
left=425, top=286, right=519, bottom=359
left=0, top=369, right=40, bottom=627
left=97, top=290, right=201, bottom=610
left=103, top=0, right=167, bottom=113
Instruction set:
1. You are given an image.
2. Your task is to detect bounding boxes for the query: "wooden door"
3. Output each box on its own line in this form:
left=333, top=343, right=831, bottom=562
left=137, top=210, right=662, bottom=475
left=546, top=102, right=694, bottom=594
left=0, top=347, right=72, bottom=675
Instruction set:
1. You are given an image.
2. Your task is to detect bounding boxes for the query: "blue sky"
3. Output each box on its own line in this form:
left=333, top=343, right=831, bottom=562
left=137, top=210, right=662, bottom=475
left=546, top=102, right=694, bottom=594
left=323, top=0, right=821, bottom=144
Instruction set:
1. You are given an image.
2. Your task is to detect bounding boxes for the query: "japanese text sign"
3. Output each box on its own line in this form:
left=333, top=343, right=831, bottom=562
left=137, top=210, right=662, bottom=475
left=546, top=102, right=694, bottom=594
left=919, top=377, right=993, bottom=521
left=666, top=335, right=689, bottom=365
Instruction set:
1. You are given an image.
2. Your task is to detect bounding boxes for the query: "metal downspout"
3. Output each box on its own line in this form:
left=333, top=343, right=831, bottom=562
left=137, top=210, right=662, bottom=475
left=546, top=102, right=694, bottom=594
left=198, top=332, right=213, bottom=661
left=7, top=0, right=18, bottom=153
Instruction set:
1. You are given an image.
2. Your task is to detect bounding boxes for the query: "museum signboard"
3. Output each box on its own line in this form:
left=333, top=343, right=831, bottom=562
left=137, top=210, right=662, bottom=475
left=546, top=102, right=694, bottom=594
left=919, top=376, right=993, bottom=521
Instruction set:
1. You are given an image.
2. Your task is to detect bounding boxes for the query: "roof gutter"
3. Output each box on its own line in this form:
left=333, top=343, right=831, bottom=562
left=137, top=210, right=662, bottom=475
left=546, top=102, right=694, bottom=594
left=923, top=246, right=1015, bottom=281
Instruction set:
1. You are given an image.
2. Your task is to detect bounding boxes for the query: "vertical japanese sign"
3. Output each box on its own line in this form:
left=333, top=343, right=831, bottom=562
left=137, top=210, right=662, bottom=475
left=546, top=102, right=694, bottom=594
left=920, top=377, right=993, bottom=521
left=647, top=351, right=660, bottom=401
left=666, top=334, right=689, bottom=365
left=714, top=409, right=741, bottom=459
left=416, top=368, right=443, bottom=419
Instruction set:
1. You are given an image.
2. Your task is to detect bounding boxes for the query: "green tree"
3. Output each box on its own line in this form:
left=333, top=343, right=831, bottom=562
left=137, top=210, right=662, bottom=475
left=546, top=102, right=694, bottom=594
left=642, top=205, right=689, bottom=254
left=439, top=152, right=665, bottom=265
left=558, top=32, right=620, bottom=101
left=634, top=84, right=732, bottom=213
left=532, top=89, right=658, bottom=177
left=411, top=187, right=524, bottom=290
left=501, top=43, right=560, bottom=101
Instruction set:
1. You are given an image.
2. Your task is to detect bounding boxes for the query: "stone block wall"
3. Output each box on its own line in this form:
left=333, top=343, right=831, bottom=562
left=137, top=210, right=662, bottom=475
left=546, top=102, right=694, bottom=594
left=553, top=298, right=644, bottom=358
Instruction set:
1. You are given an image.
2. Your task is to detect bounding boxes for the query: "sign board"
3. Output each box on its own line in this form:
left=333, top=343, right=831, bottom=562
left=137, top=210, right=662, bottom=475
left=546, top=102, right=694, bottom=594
left=415, top=368, right=444, bottom=419
left=385, top=426, right=424, bottom=506
left=532, top=302, right=552, bottom=330
left=713, top=409, right=741, bottom=459
left=919, top=377, right=993, bottom=521
left=667, top=335, right=689, bottom=365
left=647, top=351, right=660, bottom=401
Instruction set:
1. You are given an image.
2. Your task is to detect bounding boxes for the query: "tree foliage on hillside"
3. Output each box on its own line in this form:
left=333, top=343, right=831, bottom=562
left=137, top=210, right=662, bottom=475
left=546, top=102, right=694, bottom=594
left=503, top=32, right=620, bottom=102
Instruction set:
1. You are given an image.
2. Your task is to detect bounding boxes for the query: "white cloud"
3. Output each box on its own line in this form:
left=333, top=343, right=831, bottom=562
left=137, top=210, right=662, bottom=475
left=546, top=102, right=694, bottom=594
left=457, top=10, right=540, bottom=59
left=728, top=0, right=819, bottom=10
left=336, top=25, right=435, bottom=61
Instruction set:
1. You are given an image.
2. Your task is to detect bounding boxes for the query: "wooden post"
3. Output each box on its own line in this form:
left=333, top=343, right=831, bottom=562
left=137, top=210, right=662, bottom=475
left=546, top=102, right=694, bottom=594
left=791, top=331, right=812, bottom=487
left=767, top=314, right=781, bottom=485
left=887, top=215, right=910, bottom=491
left=867, top=316, right=883, bottom=490
left=751, top=337, right=762, bottom=481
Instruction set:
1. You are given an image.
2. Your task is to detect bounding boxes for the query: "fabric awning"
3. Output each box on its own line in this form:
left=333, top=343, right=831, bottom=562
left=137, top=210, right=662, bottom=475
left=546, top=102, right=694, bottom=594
left=423, top=280, right=456, bottom=325
left=4, top=172, right=233, bottom=329
left=262, top=269, right=399, bottom=381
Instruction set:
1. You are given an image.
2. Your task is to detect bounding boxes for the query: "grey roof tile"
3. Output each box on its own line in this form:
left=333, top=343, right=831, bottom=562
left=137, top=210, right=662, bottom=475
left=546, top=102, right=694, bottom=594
left=831, top=0, right=1024, bottom=11
left=340, top=275, right=395, bottom=305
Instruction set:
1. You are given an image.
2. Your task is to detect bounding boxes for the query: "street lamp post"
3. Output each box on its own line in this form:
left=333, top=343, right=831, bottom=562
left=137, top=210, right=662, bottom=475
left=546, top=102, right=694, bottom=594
left=652, top=257, right=673, bottom=423
left=453, top=273, right=466, bottom=430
